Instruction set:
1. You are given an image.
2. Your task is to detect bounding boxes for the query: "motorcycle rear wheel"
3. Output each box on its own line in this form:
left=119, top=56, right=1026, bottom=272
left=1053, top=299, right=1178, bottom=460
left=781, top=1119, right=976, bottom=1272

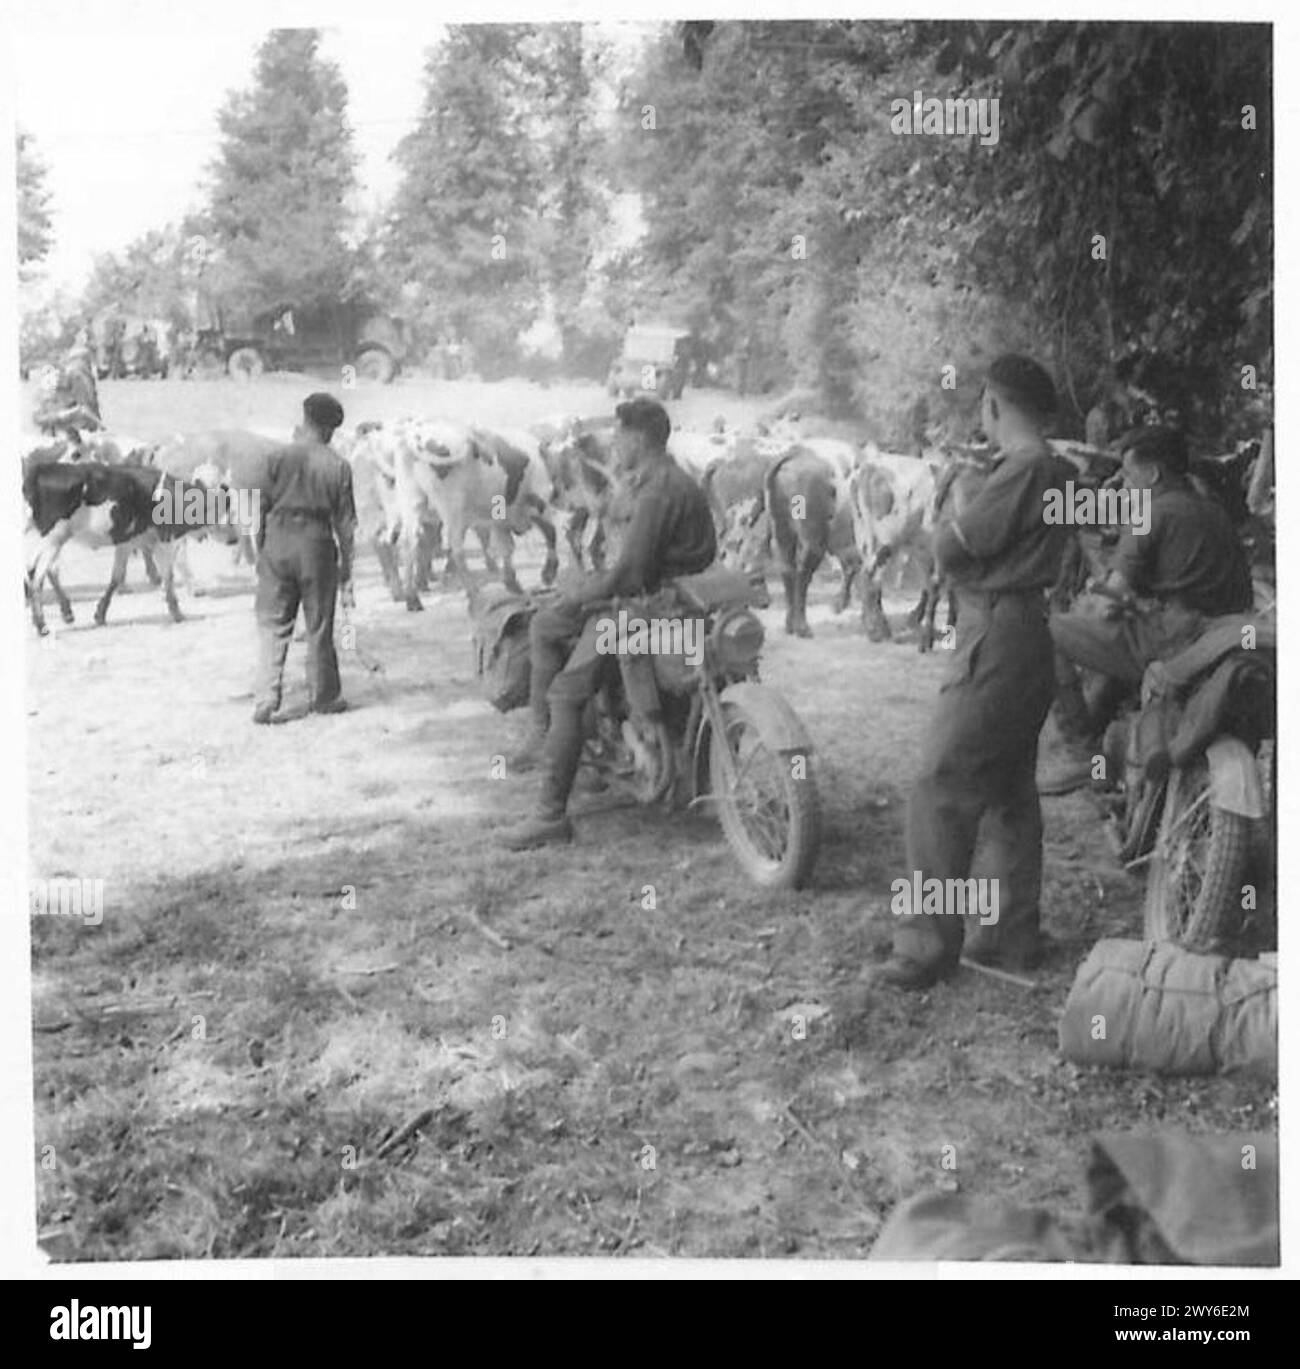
left=710, top=702, right=820, bottom=889
left=1144, top=756, right=1255, bottom=953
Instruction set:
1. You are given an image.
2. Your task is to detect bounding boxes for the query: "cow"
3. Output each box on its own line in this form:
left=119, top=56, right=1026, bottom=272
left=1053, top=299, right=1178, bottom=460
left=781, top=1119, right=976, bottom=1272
left=152, top=429, right=284, bottom=588
left=393, top=419, right=557, bottom=600
left=760, top=447, right=862, bottom=637
left=346, top=421, right=417, bottom=605
left=23, top=460, right=236, bottom=635
left=345, top=420, right=457, bottom=609
left=847, top=450, right=939, bottom=642
left=534, top=414, right=620, bottom=571
left=21, top=430, right=166, bottom=588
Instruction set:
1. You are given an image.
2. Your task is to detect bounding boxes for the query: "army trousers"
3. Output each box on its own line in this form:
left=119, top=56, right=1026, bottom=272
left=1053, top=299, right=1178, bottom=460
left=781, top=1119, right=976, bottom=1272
left=254, top=518, right=341, bottom=714
left=895, top=589, right=1056, bottom=974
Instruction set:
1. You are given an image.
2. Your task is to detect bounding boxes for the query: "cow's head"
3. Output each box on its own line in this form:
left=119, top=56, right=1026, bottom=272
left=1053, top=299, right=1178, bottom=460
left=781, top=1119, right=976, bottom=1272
left=402, top=419, right=476, bottom=479
left=189, top=460, right=246, bottom=543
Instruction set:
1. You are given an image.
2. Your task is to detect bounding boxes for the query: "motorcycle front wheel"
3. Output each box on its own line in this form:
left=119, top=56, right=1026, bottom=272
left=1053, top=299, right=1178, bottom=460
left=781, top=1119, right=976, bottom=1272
left=1144, top=755, right=1256, bottom=953
left=709, top=701, right=820, bottom=889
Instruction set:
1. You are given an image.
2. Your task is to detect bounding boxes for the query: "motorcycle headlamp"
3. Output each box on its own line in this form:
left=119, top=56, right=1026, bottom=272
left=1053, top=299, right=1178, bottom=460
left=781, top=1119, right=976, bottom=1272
left=711, top=608, right=764, bottom=674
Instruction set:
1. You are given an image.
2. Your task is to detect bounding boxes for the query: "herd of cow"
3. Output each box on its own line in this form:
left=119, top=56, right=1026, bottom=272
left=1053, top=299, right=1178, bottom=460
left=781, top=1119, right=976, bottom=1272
left=20, top=407, right=1273, bottom=648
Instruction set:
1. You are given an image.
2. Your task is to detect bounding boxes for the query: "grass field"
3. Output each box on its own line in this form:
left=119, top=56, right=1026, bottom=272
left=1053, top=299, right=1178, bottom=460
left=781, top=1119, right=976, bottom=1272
left=26, top=377, right=1275, bottom=1261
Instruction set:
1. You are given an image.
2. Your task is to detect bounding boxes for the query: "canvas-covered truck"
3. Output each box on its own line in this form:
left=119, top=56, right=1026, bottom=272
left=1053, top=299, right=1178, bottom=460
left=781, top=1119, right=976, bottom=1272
left=607, top=324, right=692, bottom=401
left=187, top=296, right=409, bottom=383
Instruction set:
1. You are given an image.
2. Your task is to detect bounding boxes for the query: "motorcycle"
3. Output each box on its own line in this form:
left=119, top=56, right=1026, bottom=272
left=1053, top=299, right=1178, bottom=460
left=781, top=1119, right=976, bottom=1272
left=1098, top=610, right=1275, bottom=954
left=480, top=564, right=821, bottom=889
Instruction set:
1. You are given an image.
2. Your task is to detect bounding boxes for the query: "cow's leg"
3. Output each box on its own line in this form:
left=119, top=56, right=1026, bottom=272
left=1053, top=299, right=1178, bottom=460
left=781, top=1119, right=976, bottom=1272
left=532, top=510, right=559, bottom=586
left=398, top=521, right=425, bottom=611
left=142, top=546, right=162, bottom=586
left=153, top=541, right=183, bottom=621
left=917, top=577, right=938, bottom=654
left=375, top=533, right=405, bottom=601
left=861, top=575, right=893, bottom=642
left=565, top=509, right=588, bottom=570
left=492, top=527, right=522, bottom=595
left=833, top=547, right=862, bottom=613
left=790, top=546, right=823, bottom=638
left=589, top=519, right=607, bottom=571
left=26, top=527, right=74, bottom=635
left=414, top=523, right=438, bottom=592
left=46, top=568, right=75, bottom=624
left=780, top=569, right=798, bottom=635
left=94, top=544, right=133, bottom=625
left=475, top=527, right=500, bottom=575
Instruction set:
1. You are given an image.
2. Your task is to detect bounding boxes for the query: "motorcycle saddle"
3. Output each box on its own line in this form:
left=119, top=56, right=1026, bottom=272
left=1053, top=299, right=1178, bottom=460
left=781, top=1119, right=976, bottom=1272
left=670, top=564, right=768, bottom=613
left=1142, top=612, right=1275, bottom=700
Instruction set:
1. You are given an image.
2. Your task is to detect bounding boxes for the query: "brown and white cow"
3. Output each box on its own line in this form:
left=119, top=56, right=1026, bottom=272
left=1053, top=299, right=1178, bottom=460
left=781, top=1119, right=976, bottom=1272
left=533, top=414, right=621, bottom=572
left=394, top=419, right=557, bottom=599
left=709, top=440, right=859, bottom=630
left=153, top=428, right=283, bottom=580
left=23, top=460, right=237, bottom=635
left=847, top=450, right=938, bottom=643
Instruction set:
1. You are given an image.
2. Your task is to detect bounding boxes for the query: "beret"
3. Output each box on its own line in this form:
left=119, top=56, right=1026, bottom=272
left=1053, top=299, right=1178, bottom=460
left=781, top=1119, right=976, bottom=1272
left=303, top=392, right=345, bottom=431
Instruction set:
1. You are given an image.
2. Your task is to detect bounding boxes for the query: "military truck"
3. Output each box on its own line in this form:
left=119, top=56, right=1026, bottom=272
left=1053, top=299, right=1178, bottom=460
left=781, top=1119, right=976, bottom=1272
left=607, top=324, right=692, bottom=401
left=188, top=297, right=408, bottom=384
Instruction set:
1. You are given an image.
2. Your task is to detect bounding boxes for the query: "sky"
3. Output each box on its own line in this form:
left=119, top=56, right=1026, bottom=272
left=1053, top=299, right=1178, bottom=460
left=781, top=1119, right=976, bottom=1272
left=15, top=24, right=434, bottom=292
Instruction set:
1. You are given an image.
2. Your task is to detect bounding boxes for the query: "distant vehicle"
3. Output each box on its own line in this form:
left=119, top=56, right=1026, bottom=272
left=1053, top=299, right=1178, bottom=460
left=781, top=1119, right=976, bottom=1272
left=89, top=311, right=171, bottom=380
left=188, top=299, right=408, bottom=384
left=607, top=325, right=692, bottom=401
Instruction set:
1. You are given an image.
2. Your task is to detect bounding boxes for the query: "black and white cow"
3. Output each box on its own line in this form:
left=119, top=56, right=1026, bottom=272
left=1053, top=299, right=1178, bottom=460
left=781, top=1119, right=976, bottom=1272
left=23, top=460, right=236, bottom=635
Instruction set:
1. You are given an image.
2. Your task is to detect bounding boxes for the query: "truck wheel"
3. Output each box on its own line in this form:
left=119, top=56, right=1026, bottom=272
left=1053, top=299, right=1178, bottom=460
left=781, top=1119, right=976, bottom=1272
left=355, top=347, right=396, bottom=384
left=228, top=347, right=264, bottom=380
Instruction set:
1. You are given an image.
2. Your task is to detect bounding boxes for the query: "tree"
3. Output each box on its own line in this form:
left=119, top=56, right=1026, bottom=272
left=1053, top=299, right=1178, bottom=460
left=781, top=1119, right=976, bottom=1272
left=17, top=129, right=54, bottom=272
left=384, top=25, right=549, bottom=371
left=205, top=28, right=359, bottom=318
left=616, top=19, right=1270, bottom=443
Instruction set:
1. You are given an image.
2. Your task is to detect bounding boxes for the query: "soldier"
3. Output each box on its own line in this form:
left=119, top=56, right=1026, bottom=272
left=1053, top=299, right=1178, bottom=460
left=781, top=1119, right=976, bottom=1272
left=34, top=331, right=102, bottom=436
left=871, top=355, right=1077, bottom=990
left=498, top=397, right=716, bottom=850
left=1038, top=425, right=1254, bottom=795
left=252, top=393, right=357, bottom=725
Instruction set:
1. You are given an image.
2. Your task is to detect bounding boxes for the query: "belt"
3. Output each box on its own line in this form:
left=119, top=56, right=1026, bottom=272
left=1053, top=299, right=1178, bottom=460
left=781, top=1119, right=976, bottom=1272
left=270, top=508, right=330, bottom=523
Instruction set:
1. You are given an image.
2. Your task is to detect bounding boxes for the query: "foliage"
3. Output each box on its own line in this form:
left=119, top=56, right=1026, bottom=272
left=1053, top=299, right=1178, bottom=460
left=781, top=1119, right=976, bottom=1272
left=17, top=129, right=54, bottom=271
left=383, top=23, right=615, bottom=376
left=205, top=28, right=360, bottom=320
left=620, top=19, right=1272, bottom=443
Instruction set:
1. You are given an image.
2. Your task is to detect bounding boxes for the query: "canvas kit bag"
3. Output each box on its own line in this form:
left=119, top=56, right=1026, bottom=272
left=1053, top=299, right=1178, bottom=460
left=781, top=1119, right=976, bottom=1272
left=470, top=589, right=535, bottom=713
left=1058, top=938, right=1275, bottom=1077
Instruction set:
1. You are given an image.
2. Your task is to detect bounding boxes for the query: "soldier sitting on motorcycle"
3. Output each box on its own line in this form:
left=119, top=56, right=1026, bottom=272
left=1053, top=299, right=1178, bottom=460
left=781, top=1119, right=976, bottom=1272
left=1038, top=425, right=1254, bottom=795
left=499, top=397, right=717, bottom=850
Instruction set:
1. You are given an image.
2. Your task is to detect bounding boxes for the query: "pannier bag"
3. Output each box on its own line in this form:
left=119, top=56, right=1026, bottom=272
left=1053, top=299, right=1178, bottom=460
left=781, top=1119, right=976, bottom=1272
left=471, top=589, right=535, bottom=713
left=1058, top=938, right=1275, bottom=1077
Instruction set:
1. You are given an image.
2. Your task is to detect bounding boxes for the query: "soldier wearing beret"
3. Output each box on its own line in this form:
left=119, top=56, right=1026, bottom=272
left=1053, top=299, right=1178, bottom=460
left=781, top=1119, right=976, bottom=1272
left=252, top=392, right=357, bottom=725
left=873, top=355, right=1077, bottom=989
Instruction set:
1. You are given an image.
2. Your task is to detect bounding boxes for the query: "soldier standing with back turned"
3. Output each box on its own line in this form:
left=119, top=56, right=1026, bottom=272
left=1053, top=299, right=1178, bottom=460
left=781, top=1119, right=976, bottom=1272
left=252, top=392, right=356, bottom=725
